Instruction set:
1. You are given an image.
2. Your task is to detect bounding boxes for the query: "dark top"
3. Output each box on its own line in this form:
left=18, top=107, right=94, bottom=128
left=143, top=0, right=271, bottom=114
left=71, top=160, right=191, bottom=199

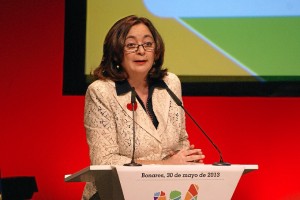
left=115, top=79, right=166, bottom=129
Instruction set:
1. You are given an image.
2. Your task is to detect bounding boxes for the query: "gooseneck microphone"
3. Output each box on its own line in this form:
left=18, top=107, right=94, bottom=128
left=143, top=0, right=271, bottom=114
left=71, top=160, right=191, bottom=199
left=124, top=87, right=142, bottom=166
left=165, top=86, right=231, bottom=166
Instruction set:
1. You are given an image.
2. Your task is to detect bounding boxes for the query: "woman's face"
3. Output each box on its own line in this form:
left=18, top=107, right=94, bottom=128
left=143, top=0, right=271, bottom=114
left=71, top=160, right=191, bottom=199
left=121, top=23, right=155, bottom=79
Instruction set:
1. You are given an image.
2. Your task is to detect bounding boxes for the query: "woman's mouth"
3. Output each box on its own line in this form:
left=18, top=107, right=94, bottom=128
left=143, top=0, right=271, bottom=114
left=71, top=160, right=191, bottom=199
left=134, top=60, right=147, bottom=65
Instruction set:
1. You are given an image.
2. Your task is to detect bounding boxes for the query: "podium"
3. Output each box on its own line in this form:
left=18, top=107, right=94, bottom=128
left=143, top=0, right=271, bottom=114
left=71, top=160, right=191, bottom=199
left=65, top=164, right=258, bottom=200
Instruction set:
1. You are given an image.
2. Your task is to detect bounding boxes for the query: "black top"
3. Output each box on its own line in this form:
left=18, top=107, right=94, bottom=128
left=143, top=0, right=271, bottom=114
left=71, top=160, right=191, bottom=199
left=115, top=79, right=166, bottom=129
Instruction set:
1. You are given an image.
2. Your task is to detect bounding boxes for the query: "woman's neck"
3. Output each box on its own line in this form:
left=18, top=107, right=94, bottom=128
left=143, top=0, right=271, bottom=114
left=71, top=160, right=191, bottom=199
left=127, top=77, right=148, bottom=96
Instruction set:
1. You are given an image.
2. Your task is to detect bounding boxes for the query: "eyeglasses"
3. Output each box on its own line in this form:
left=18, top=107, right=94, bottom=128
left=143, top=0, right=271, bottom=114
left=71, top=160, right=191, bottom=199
left=124, top=42, right=155, bottom=53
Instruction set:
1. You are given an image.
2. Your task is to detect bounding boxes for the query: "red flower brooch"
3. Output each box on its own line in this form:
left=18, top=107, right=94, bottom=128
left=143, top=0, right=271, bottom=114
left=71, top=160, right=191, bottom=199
left=127, top=103, right=137, bottom=111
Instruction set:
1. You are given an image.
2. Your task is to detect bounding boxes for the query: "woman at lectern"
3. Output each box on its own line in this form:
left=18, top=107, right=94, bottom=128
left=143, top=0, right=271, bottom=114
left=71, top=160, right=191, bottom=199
left=82, top=15, right=205, bottom=200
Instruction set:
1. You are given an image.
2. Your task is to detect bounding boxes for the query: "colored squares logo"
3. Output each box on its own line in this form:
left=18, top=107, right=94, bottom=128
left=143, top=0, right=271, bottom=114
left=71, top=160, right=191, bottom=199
left=154, top=191, right=166, bottom=200
left=170, top=190, right=181, bottom=200
left=184, top=184, right=199, bottom=200
left=154, top=184, right=199, bottom=200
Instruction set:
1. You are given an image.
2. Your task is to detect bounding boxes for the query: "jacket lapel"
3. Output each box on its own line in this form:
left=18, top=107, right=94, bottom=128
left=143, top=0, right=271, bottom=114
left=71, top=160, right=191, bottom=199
left=153, top=88, right=171, bottom=135
left=134, top=101, right=160, bottom=141
left=113, top=86, right=162, bottom=142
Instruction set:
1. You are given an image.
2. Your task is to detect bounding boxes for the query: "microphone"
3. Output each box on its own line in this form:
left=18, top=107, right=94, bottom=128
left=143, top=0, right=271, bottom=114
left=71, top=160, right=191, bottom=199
left=165, top=85, right=231, bottom=166
left=124, top=87, right=142, bottom=166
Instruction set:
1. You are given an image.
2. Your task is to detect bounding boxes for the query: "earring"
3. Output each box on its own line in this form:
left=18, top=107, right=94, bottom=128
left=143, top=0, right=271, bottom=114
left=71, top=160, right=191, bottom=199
left=116, top=65, right=120, bottom=69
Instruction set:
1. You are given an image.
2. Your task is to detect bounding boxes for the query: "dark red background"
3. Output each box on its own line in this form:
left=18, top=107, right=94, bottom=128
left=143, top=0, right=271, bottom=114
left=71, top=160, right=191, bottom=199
left=1, top=1, right=300, bottom=199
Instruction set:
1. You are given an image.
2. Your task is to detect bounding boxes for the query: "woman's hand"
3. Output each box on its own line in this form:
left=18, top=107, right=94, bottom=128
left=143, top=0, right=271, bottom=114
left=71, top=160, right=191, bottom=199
left=163, top=145, right=205, bottom=165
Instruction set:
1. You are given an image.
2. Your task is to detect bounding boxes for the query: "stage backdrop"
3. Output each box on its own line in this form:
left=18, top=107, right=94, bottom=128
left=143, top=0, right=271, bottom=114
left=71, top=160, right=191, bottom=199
left=0, top=1, right=300, bottom=199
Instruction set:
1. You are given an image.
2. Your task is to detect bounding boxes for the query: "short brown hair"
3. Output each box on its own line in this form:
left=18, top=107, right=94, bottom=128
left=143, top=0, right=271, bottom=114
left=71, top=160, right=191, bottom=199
left=93, top=15, right=167, bottom=81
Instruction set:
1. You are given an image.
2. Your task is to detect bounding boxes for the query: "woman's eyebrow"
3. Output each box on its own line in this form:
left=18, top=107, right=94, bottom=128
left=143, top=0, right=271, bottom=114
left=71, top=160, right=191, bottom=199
left=125, top=34, right=153, bottom=40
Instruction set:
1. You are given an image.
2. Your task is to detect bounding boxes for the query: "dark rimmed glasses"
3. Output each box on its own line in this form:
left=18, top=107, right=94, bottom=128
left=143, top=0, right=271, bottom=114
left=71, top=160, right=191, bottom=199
left=124, top=42, right=155, bottom=53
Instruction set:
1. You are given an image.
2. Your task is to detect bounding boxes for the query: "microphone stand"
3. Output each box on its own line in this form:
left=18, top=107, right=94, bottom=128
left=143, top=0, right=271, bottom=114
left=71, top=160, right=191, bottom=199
left=165, top=87, right=231, bottom=166
left=183, top=107, right=230, bottom=166
left=124, top=87, right=142, bottom=166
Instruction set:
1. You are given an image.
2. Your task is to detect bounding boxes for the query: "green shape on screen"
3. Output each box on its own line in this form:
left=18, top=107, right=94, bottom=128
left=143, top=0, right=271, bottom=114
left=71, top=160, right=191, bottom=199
left=181, top=17, right=300, bottom=81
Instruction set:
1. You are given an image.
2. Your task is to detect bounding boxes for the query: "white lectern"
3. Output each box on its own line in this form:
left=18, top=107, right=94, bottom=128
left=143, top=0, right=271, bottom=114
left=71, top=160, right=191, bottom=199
left=65, top=164, right=258, bottom=200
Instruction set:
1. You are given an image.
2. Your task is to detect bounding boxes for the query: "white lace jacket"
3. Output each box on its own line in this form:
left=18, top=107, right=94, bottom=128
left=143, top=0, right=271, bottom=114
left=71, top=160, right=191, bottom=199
left=82, top=72, right=190, bottom=199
